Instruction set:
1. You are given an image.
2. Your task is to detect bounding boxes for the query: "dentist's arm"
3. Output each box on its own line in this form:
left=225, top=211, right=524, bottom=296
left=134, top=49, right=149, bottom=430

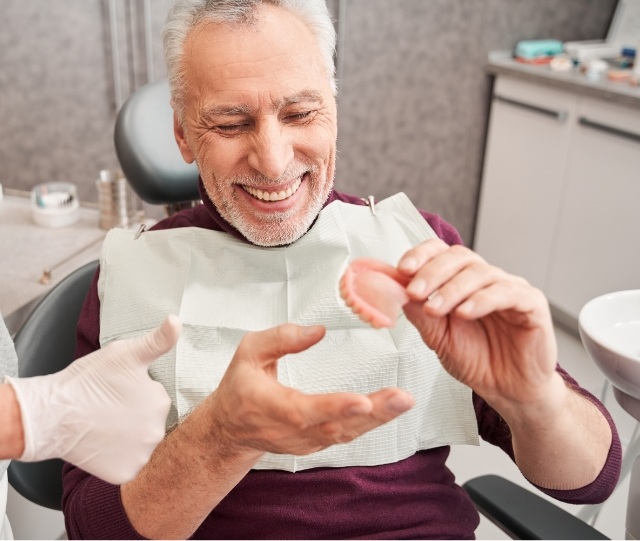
left=0, top=383, right=25, bottom=459
left=2, top=316, right=180, bottom=485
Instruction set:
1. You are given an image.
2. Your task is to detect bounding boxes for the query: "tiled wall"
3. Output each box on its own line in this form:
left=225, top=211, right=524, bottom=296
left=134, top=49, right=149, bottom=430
left=0, top=0, right=616, bottom=244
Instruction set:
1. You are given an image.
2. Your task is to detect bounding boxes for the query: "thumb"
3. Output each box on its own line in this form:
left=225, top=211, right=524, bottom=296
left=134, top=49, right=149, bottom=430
left=126, top=315, right=182, bottom=367
left=403, top=301, right=442, bottom=351
left=237, top=323, right=326, bottom=368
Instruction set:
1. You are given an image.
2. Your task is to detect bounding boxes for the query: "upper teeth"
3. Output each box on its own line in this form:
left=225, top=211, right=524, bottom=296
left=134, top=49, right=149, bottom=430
left=243, top=177, right=302, bottom=201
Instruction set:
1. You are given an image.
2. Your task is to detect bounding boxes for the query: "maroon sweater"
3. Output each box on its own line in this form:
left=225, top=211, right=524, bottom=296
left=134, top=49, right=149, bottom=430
left=62, top=184, right=622, bottom=539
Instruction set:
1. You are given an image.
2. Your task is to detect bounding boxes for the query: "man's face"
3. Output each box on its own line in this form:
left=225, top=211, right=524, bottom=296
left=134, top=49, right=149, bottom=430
left=174, top=5, right=338, bottom=246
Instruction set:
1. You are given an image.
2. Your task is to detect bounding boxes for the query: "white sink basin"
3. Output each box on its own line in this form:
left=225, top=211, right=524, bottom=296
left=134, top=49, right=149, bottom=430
left=579, top=290, right=640, bottom=401
left=580, top=290, right=640, bottom=541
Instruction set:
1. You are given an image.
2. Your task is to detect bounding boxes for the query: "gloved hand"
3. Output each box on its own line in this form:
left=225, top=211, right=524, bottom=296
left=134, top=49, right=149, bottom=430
left=6, top=315, right=180, bottom=485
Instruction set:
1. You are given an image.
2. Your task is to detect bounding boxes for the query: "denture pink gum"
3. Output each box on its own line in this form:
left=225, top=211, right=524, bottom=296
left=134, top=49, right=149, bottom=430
left=339, top=258, right=411, bottom=328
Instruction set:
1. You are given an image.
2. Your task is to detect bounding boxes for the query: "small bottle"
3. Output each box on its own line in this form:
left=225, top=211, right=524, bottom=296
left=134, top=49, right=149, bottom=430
left=621, top=47, right=633, bottom=64
left=96, top=169, right=130, bottom=230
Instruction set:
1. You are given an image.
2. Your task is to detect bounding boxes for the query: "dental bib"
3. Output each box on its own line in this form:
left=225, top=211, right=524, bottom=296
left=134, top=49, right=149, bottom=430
left=98, top=192, right=478, bottom=471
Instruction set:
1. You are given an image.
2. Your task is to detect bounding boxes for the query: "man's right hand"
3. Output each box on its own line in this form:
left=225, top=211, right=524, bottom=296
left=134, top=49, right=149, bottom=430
left=121, top=324, right=415, bottom=540
left=205, top=323, right=415, bottom=460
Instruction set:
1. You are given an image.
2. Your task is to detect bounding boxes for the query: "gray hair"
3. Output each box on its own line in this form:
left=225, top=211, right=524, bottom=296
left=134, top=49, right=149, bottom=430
left=163, top=0, right=337, bottom=123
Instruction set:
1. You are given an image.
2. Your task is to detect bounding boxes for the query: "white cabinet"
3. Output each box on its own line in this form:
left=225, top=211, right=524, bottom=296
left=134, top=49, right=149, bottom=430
left=475, top=75, right=640, bottom=321
left=546, top=97, right=640, bottom=317
left=474, top=77, right=577, bottom=291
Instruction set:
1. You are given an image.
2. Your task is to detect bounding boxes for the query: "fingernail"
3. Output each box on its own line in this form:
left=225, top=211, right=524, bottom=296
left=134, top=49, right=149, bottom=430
left=407, top=278, right=427, bottom=297
left=399, top=257, right=418, bottom=273
left=302, top=325, right=322, bottom=336
left=427, top=292, right=443, bottom=309
left=458, top=300, right=474, bottom=314
left=386, top=395, right=411, bottom=414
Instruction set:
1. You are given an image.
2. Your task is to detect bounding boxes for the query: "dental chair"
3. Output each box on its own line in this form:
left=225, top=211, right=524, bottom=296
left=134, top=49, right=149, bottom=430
left=8, top=260, right=99, bottom=511
left=114, top=79, right=200, bottom=214
left=7, top=80, right=199, bottom=513
left=462, top=475, right=608, bottom=539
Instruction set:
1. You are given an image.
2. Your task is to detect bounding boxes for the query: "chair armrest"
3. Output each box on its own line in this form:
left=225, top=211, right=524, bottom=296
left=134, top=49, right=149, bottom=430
left=462, top=475, right=609, bottom=540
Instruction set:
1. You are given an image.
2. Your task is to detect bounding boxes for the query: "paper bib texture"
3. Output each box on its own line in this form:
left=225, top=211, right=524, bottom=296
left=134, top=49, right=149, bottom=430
left=99, top=193, right=479, bottom=471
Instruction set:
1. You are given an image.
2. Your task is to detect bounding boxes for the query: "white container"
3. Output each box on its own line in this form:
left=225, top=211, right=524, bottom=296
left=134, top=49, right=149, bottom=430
left=31, top=181, right=80, bottom=228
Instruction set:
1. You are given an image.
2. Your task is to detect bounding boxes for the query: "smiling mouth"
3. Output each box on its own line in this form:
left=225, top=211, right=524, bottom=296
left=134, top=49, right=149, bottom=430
left=241, top=177, right=303, bottom=202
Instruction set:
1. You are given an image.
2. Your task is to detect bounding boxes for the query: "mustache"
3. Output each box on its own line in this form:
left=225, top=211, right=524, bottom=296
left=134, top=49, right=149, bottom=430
left=230, top=163, right=318, bottom=188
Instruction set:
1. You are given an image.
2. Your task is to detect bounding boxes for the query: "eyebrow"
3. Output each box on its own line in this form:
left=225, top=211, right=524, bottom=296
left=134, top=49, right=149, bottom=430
left=276, top=90, right=323, bottom=108
left=199, top=89, right=324, bottom=120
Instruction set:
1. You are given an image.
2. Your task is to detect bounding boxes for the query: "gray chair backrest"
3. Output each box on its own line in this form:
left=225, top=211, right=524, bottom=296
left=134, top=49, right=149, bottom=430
left=114, top=80, right=200, bottom=205
left=8, top=260, right=99, bottom=511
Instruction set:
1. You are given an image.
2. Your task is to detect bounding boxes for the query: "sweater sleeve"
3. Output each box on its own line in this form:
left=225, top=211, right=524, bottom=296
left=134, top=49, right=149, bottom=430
left=62, top=463, right=144, bottom=540
left=417, top=209, right=464, bottom=247
left=473, top=366, right=622, bottom=505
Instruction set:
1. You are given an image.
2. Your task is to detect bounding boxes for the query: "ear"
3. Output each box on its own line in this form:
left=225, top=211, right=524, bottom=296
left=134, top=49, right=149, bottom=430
left=173, top=111, right=196, bottom=164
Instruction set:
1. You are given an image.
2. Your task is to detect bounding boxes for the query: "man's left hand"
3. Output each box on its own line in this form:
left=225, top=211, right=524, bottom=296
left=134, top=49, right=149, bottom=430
left=397, top=238, right=558, bottom=410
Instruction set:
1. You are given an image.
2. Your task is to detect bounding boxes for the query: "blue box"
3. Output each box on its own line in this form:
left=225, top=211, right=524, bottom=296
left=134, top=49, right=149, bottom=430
left=515, top=39, right=564, bottom=59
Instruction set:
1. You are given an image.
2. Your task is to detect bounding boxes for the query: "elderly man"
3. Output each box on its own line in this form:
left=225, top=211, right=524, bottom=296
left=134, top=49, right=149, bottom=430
left=63, top=0, right=620, bottom=539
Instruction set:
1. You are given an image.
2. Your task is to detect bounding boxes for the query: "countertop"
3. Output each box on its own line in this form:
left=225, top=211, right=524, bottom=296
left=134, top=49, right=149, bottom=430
left=0, top=194, right=106, bottom=333
left=488, top=51, right=640, bottom=109
left=0, top=193, right=155, bottom=334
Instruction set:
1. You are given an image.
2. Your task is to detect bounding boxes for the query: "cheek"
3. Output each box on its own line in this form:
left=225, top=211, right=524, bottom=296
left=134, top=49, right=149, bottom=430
left=197, top=135, right=245, bottom=178
left=298, top=126, right=336, bottom=163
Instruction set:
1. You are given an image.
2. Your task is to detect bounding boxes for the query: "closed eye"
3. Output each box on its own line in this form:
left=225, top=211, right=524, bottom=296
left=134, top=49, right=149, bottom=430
left=284, top=110, right=314, bottom=123
left=212, top=123, right=250, bottom=135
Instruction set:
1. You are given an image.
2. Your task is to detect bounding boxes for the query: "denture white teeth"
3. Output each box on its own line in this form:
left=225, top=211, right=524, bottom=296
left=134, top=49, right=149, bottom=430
left=243, top=177, right=302, bottom=202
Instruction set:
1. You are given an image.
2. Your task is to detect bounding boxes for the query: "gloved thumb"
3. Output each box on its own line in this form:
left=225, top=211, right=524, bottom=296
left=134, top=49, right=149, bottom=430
left=126, top=315, right=182, bottom=368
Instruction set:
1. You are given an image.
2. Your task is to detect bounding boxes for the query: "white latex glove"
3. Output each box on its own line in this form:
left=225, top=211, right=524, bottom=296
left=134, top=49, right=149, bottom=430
left=6, top=315, right=180, bottom=485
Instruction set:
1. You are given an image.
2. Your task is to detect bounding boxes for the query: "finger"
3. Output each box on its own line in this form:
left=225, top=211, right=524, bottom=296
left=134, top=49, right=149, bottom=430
left=262, top=385, right=375, bottom=428
left=406, top=245, right=485, bottom=301
left=365, top=387, right=415, bottom=419
left=127, top=315, right=182, bottom=367
left=397, top=238, right=449, bottom=276
left=236, top=323, right=326, bottom=368
left=420, top=261, right=505, bottom=316
left=314, top=388, right=415, bottom=444
left=452, top=279, right=548, bottom=323
left=149, top=380, right=172, bottom=418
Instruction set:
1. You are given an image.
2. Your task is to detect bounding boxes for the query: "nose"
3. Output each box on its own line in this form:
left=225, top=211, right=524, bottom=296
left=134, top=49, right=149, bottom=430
left=247, top=118, right=294, bottom=181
